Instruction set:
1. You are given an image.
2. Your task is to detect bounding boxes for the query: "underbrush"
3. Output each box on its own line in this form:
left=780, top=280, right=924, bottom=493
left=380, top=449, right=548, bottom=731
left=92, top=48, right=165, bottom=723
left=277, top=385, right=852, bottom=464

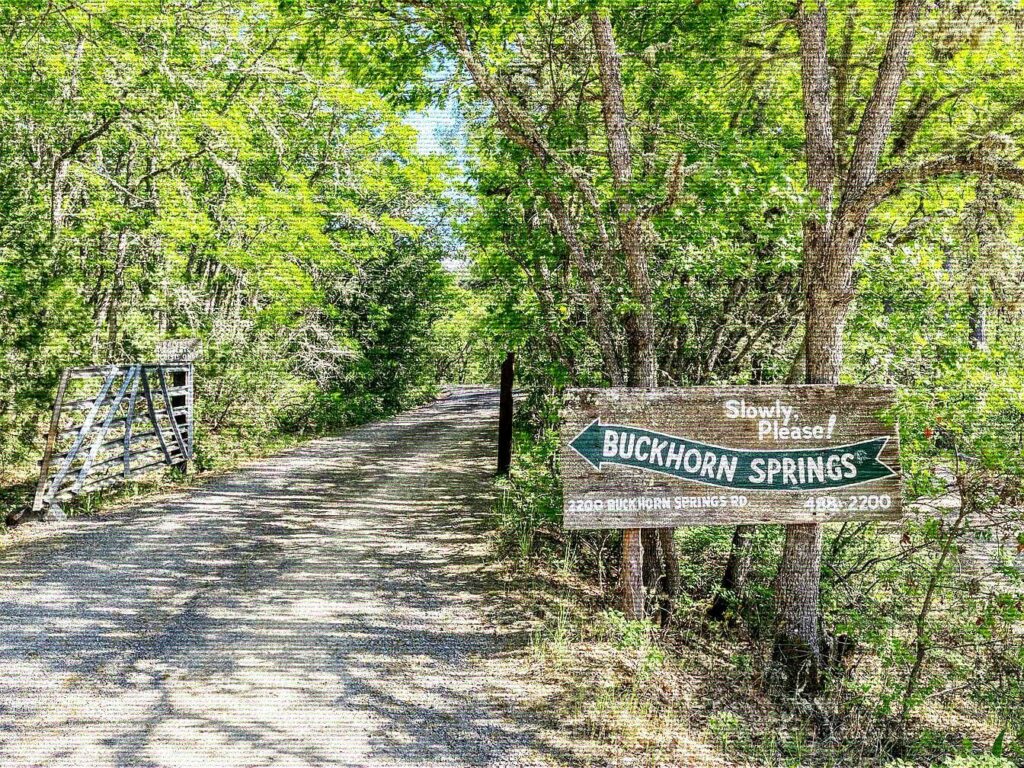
left=494, top=423, right=1023, bottom=767
left=1, top=381, right=439, bottom=535
left=0, top=426, right=306, bottom=537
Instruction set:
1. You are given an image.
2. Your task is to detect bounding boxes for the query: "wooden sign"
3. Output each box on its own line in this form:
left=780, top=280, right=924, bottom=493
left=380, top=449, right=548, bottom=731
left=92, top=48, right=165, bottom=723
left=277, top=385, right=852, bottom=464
left=560, top=386, right=901, bottom=528
left=156, top=338, right=202, bottom=363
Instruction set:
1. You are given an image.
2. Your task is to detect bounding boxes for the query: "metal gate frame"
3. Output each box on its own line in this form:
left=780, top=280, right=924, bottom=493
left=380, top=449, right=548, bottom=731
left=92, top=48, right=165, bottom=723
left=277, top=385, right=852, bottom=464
left=33, top=363, right=194, bottom=512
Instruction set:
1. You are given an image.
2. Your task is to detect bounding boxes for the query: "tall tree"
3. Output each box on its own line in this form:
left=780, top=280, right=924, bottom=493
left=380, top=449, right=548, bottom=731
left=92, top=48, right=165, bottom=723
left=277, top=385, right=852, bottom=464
left=589, top=6, right=656, bottom=618
left=0, top=0, right=455, bottom=480
left=777, top=0, right=1024, bottom=692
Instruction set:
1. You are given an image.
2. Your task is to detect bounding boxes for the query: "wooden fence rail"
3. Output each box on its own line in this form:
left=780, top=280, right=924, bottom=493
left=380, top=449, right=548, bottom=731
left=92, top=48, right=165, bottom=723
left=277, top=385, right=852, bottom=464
left=33, top=363, right=194, bottom=513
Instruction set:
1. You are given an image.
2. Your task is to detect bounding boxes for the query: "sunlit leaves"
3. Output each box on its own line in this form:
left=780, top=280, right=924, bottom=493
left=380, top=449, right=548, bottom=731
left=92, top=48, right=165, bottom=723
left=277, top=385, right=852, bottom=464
left=0, top=0, right=460, bottom=467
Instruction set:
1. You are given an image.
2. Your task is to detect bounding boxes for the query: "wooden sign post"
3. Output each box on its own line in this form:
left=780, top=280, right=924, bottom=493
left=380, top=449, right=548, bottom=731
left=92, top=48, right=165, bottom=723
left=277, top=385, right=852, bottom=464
left=561, top=386, right=901, bottom=529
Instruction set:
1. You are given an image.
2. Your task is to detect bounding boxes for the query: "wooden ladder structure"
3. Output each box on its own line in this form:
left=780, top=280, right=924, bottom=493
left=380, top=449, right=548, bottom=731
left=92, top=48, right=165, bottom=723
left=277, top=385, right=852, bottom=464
left=33, top=363, right=194, bottom=513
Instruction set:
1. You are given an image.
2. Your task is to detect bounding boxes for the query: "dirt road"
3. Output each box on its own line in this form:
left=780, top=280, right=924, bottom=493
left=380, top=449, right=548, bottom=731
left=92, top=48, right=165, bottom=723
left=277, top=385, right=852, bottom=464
left=0, top=390, right=581, bottom=767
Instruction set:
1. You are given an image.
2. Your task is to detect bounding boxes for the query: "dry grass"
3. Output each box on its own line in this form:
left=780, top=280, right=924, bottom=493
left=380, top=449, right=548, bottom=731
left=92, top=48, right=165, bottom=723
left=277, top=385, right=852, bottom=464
left=488, top=552, right=1017, bottom=768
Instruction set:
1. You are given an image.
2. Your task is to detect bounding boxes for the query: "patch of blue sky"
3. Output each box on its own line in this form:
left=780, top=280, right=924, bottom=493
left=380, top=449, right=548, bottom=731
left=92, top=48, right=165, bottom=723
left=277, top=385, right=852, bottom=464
left=403, top=98, right=468, bottom=171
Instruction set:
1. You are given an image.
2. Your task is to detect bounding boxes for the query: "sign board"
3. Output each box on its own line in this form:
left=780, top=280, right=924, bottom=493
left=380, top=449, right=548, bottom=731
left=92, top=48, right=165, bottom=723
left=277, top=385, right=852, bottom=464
left=560, top=386, right=901, bottom=528
left=156, top=338, right=202, bottom=363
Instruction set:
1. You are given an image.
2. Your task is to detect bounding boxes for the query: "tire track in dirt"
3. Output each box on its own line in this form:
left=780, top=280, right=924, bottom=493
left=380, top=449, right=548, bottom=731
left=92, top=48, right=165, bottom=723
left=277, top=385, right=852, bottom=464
left=0, top=389, right=587, bottom=767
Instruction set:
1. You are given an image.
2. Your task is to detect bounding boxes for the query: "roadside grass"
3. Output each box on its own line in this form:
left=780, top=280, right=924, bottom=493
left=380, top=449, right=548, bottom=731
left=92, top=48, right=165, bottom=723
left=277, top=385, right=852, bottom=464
left=1, top=387, right=446, bottom=540
left=491, top=429, right=1020, bottom=768
left=0, top=426, right=307, bottom=544
left=496, top=549, right=1018, bottom=768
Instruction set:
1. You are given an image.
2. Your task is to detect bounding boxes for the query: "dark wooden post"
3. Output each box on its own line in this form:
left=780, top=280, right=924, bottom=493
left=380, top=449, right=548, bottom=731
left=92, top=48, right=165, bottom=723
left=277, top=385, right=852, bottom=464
left=32, top=368, right=71, bottom=519
left=497, top=351, right=514, bottom=475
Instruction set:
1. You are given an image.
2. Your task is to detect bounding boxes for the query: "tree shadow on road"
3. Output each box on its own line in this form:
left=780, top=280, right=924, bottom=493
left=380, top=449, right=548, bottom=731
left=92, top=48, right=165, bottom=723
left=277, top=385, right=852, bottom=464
left=0, top=391, right=592, bottom=767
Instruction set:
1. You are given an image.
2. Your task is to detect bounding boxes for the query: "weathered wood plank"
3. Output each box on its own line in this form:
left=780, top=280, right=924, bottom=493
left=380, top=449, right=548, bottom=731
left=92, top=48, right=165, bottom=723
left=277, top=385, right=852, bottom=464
left=560, top=386, right=902, bottom=529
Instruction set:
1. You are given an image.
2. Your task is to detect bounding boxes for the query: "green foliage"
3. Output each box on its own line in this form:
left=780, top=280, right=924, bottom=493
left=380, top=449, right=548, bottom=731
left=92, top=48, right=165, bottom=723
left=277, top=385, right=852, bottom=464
left=494, top=424, right=563, bottom=559
left=935, top=758, right=1016, bottom=768
left=3, top=0, right=1024, bottom=764
left=452, top=1, right=1024, bottom=760
left=0, top=0, right=470, bottom=513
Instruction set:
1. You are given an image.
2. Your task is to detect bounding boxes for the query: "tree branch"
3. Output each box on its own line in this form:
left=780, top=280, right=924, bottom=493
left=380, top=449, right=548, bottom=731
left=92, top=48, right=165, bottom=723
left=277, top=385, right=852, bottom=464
left=796, top=1, right=835, bottom=212
left=843, top=0, right=922, bottom=200
left=137, top=147, right=209, bottom=185
left=891, top=83, right=976, bottom=158
left=450, top=21, right=605, bottom=219
left=955, top=96, right=1024, bottom=154
left=846, top=152, right=1024, bottom=223
left=590, top=9, right=633, bottom=191
left=830, top=1, right=858, bottom=178
left=590, top=8, right=657, bottom=387
left=646, top=152, right=701, bottom=216
left=58, top=109, right=123, bottom=163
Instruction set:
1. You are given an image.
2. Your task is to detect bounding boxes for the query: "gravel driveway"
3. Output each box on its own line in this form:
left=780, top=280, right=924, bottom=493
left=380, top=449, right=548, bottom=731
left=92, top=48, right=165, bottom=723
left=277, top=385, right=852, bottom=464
left=0, top=390, right=581, bottom=767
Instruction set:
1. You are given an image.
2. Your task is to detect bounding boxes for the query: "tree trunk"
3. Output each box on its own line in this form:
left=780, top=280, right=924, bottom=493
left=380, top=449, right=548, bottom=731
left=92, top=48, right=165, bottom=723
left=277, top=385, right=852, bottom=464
left=709, top=525, right=754, bottom=622
left=658, top=528, right=681, bottom=620
left=591, top=10, right=657, bottom=388
left=968, top=290, right=987, bottom=350
left=525, top=245, right=575, bottom=376
left=620, top=528, right=645, bottom=620
left=591, top=8, right=657, bottom=620
left=642, top=528, right=662, bottom=594
left=50, top=157, right=71, bottom=237
left=771, top=4, right=835, bottom=694
left=773, top=523, right=823, bottom=692
left=545, top=192, right=623, bottom=384
left=773, top=0, right=922, bottom=694
left=104, top=227, right=131, bottom=356
left=772, top=239, right=857, bottom=692
left=497, top=352, right=514, bottom=475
